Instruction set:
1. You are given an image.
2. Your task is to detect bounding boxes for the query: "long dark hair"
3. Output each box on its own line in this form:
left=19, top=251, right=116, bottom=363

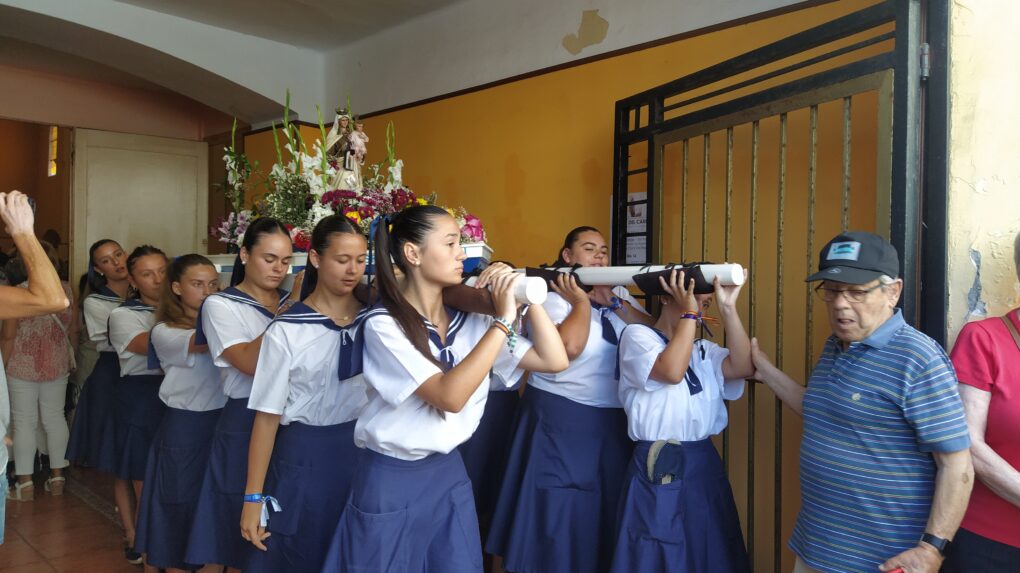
left=553, top=226, right=601, bottom=266
left=157, top=254, right=216, bottom=328
left=86, top=239, right=121, bottom=295
left=301, top=215, right=364, bottom=300
left=373, top=205, right=449, bottom=368
left=230, top=217, right=290, bottom=287
left=126, top=245, right=167, bottom=300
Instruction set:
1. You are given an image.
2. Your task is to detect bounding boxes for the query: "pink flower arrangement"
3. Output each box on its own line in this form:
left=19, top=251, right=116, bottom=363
left=319, top=187, right=430, bottom=235
left=460, top=212, right=486, bottom=243
left=210, top=210, right=252, bottom=250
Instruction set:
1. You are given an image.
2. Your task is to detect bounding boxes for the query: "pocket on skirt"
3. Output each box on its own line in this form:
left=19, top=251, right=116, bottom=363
left=533, top=422, right=600, bottom=491
left=209, top=431, right=249, bottom=495
left=263, top=459, right=307, bottom=537
left=157, top=444, right=205, bottom=504
left=338, top=502, right=409, bottom=572
left=449, top=481, right=483, bottom=568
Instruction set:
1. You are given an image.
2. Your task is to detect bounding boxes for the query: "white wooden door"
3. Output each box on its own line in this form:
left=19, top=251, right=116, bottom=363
left=71, top=129, right=208, bottom=281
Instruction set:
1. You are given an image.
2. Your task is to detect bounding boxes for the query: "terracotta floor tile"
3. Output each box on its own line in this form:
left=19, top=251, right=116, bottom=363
left=0, top=562, right=56, bottom=573
left=7, top=504, right=113, bottom=538
left=22, top=522, right=124, bottom=559
left=0, top=532, right=47, bottom=568
left=47, top=547, right=140, bottom=573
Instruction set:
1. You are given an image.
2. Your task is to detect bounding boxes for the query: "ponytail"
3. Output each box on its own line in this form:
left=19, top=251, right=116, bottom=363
left=230, top=217, right=289, bottom=287
left=373, top=206, right=448, bottom=369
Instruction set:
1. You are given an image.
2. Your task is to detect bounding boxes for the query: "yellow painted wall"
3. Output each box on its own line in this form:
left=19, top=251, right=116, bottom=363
left=946, top=0, right=1020, bottom=345
left=354, top=0, right=880, bottom=269
left=243, top=124, right=324, bottom=209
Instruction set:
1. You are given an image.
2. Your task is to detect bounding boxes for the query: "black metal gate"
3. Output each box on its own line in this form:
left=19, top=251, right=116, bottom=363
left=609, top=1, right=949, bottom=570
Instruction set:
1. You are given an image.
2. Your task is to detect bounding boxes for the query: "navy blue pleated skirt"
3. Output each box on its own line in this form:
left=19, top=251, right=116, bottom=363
left=458, top=389, right=520, bottom=521
left=113, top=374, right=166, bottom=481
left=321, top=448, right=482, bottom=573
left=185, top=397, right=256, bottom=570
left=486, top=386, right=633, bottom=573
left=135, top=406, right=221, bottom=570
left=66, top=351, right=119, bottom=469
left=245, top=420, right=358, bottom=573
left=610, top=440, right=750, bottom=573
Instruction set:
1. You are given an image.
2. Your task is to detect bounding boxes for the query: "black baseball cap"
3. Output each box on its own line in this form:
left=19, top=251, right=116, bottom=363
left=805, top=231, right=900, bottom=284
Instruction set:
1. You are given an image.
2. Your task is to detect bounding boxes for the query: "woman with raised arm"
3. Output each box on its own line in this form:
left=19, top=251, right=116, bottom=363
left=323, top=205, right=567, bottom=572
left=487, top=226, right=652, bottom=573
left=611, top=269, right=752, bottom=573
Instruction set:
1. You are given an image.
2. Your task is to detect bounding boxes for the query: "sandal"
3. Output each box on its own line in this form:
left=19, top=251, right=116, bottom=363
left=45, top=476, right=66, bottom=496
left=7, top=480, right=35, bottom=501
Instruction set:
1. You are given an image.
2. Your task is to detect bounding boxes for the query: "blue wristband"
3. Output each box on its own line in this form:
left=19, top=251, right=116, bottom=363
left=608, top=296, right=624, bottom=311
left=243, top=493, right=264, bottom=504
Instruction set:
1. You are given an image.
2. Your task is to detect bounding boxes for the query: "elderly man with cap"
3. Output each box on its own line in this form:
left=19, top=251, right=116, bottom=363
left=751, top=231, right=974, bottom=573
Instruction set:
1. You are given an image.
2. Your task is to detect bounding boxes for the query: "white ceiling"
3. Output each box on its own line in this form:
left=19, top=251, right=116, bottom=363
left=112, top=0, right=464, bottom=49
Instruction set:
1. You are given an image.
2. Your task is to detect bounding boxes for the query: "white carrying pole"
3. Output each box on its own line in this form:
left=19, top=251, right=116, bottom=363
left=518, top=264, right=745, bottom=287
left=464, top=276, right=548, bottom=305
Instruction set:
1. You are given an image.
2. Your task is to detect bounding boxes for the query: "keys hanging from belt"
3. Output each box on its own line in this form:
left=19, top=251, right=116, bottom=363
left=646, top=440, right=686, bottom=485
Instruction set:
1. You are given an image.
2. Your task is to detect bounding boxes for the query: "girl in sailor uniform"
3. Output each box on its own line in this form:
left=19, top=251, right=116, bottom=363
left=67, top=239, right=134, bottom=560
left=67, top=239, right=130, bottom=471
left=134, top=254, right=224, bottom=573
left=322, top=205, right=568, bottom=573
left=107, top=245, right=168, bottom=563
left=456, top=356, right=524, bottom=530
left=458, top=259, right=525, bottom=540
left=185, top=217, right=296, bottom=572
left=611, top=268, right=752, bottom=573
left=486, top=226, right=653, bottom=573
left=241, top=215, right=369, bottom=573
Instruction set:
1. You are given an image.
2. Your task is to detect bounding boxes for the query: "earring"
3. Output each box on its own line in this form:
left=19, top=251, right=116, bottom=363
left=313, top=264, right=319, bottom=269
left=241, top=260, right=247, bottom=266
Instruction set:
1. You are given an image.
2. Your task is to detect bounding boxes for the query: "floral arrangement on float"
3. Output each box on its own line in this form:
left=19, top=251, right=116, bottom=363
left=210, top=92, right=491, bottom=273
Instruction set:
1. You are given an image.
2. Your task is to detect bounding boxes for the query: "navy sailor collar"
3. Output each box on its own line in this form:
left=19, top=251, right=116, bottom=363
left=120, top=298, right=155, bottom=312
left=88, top=285, right=123, bottom=304
left=361, top=303, right=469, bottom=369
left=194, top=286, right=288, bottom=346
left=273, top=301, right=369, bottom=332
left=214, top=286, right=290, bottom=319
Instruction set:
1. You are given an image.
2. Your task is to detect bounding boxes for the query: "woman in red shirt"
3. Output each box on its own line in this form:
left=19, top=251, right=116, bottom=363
left=943, top=230, right=1020, bottom=572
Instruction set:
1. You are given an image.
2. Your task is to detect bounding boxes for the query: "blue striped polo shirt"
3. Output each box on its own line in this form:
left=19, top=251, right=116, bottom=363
left=789, top=310, right=970, bottom=573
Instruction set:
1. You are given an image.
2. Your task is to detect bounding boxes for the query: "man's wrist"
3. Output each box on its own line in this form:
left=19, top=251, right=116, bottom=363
left=917, top=540, right=943, bottom=559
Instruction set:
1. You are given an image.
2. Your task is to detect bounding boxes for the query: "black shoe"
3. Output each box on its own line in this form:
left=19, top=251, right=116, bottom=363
left=124, top=547, right=143, bottom=565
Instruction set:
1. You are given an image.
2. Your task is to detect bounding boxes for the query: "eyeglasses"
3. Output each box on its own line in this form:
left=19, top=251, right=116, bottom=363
left=814, top=283, right=884, bottom=303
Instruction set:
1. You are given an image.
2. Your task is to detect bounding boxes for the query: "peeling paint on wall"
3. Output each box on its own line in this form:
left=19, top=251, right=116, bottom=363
left=946, top=1, right=1020, bottom=347
left=966, top=247, right=988, bottom=319
left=562, top=10, right=609, bottom=55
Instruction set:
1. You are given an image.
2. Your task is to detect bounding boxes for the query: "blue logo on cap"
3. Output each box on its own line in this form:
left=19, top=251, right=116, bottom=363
left=827, top=241, right=861, bottom=261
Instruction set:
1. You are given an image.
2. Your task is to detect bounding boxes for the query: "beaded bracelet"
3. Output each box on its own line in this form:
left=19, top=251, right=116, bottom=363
left=492, top=317, right=518, bottom=351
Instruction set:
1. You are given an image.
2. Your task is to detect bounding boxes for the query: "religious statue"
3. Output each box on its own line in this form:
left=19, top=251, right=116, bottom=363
left=324, top=106, right=362, bottom=191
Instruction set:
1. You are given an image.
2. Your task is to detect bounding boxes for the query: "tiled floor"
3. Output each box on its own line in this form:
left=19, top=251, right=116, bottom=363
left=1, top=470, right=138, bottom=573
